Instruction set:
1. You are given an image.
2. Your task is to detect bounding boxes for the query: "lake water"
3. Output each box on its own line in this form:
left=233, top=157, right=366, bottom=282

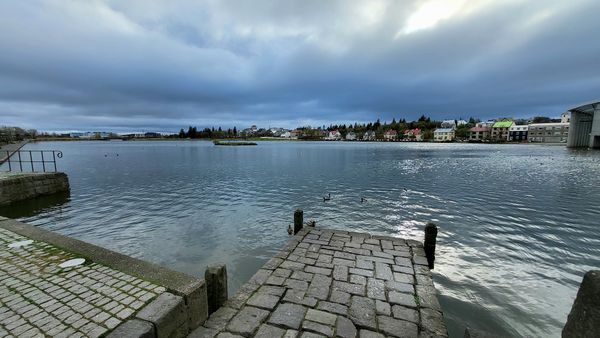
left=2, top=140, right=599, bottom=337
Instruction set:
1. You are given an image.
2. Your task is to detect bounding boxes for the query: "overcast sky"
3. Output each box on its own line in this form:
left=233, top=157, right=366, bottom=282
left=1, top=0, right=599, bottom=132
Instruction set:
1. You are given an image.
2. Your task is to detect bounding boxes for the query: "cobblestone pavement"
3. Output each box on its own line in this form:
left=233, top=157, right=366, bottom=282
left=0, top=227, right=166, bottom=337
left=190, top=228, right=447, bottom=338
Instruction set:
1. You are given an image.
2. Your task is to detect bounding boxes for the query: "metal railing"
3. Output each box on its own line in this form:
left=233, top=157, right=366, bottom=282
left=1, top=150, right=63, bottom=172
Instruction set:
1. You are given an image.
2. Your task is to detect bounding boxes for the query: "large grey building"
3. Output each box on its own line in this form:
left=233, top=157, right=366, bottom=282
left=568, top=101, right=600, bottom=148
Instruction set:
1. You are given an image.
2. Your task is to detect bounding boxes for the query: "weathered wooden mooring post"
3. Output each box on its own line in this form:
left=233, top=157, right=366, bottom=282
left=424, top=222, right=438, bottom=269
left=205, top=264, right=228, bottom=315
left=293, top=209, right=303, bottom=235
left=562, top=270, right=600, bottom=337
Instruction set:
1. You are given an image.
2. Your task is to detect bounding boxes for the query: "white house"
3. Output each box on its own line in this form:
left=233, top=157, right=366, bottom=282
left=362, top=130, right=376, bottom=141
left=346, top=132, right=357, bottom=141
left=326, top=130, right=342, bottom=140
left=383, top=130, right=398, bottom=140
left=434, top=128, right=455, bottom=141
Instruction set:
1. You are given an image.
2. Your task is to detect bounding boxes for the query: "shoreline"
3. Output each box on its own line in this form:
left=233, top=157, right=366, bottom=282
left=28, top=138, right=568, bottom=146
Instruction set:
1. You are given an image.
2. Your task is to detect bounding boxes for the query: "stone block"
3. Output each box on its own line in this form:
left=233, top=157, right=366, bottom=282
left=385, top=281, right=414, bottom=294
left=358, top=330, right=384, bottom=338
left=387, top=291, right=417, bottom=308
left=268, top=303, right=307, bottom=330
left=366, top=279, right=385, bottom=301
left=246, top=293, right=280, bottom=310
left=226, top=306, right=269, bottom=337
left=375, top=300, right=390, bottom=316
left=316, top=301, right=348, bottom=316
left=136, top=292, right=188, bottom=338
left=333, top=266, right=348, bottom=282
left=420, top=308, right=448, bottom=337
left=302, top=320, right=334, bottom=337
left=255, top=324, right=286, bottom=337
left=305, top=309, right=337, bottom=326
left=336, top=316, right=357, bottom=338
left=188, top=326, right=219, bottom=338
left=392, top=305, right=418, bottom=324
left=204, top=307, right=237, bottom=331
left=106, top=319, right=155, bottom=338
left=377, top=316, right=418, bottom=337
left=348, top=296, right=376, bottom=330
left=563, top=270, right=600, bottom=338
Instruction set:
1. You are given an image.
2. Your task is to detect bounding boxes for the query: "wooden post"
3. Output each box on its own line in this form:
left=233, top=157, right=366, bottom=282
left=294, top=209, right=303, bottom=235
left=423, top=222, right=438, bottom=269
left=205, top=264, right=228, bottom=315
left=563, top=270, right=600, bottom=337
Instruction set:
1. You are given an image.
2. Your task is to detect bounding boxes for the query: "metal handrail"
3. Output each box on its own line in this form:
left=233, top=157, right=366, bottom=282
left=2, top=150, right=63, bottom=172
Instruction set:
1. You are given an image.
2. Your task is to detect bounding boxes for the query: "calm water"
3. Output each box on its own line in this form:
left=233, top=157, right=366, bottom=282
left=2, top=141, right=599, bottom=337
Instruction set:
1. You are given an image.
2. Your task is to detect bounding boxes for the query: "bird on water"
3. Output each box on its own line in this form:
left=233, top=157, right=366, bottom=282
left=323, top=193, right=331, bottom=202
left=361, top=197, right=367, bottom=203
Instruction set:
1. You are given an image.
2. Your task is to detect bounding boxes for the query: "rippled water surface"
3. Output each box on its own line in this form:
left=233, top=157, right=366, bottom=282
left=2, top=141, right=600, bottom=337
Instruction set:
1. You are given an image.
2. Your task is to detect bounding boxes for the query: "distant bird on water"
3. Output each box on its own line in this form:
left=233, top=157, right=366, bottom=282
left=323, top=193, right=331, bottom=202
left=287, top=224, right=293, bottom=235
left=361, top=197, right=367, bottom=203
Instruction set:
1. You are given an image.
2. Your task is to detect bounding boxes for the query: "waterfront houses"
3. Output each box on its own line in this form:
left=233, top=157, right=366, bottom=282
left=404, top=128, right=423, bottom=141
left=362, top=130, right=376, bottom=141
left=509, top=125, right=528, bottom=142
left=491, top=120, right=514, bottom=141
left=528, top=123, right=569, bottom=143
left=434, top=128, right=455, bottom=141
left=289, top=129, right=301, bottom=139
left=383, top=129, right=398, bottom=140
left=468, top=124, right=491, bottom=141
left=345, top=131, right=357, bottom=140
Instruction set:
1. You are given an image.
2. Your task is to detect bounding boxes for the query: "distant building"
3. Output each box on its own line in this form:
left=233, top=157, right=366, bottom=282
left=289, top=129, right=301, bottom=139
left=528, top=123, right=569, bottom=143
left=362, top=130, right=376, bottom=141
left=509, top=125, right=528, bottom=142
left=441, top=120, right=456, bottom=128
left=491, top=120, right=513, bottom=141
left=403, top=128, right=423, bottom=141
left=477, top=121, right=495, bottom=128
left=561, top=112, right=570, bottom=124
left=280, top=131, right=291, bottom=138
left=457, top=120, right=468, bottom=126
left=383, top=130, right=398, bottom=140
left=434, top=128, right=455, bottom=141
left=144, top=132, right=161, bottom=138
left=468, top=126, right=490, bottom=141
left=326, top=130, right=342, bottom=140
left=345, top=132, right=357, bottom=141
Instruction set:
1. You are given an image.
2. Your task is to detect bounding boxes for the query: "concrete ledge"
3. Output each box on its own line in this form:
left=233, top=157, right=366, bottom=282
left=0, top=217, right=208, bottom=332
left=0, top=172, right=70, bottom=206
left=137, top=293, right=188, bottom=338
left=107, top=319, right=156, bottom=338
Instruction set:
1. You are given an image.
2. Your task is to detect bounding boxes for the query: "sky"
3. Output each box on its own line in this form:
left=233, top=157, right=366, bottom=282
left=1, top=0, right=599, bottom=132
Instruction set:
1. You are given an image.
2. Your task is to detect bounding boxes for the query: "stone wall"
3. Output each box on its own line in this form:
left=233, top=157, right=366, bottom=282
left=0, top=172, right=70, bottom=206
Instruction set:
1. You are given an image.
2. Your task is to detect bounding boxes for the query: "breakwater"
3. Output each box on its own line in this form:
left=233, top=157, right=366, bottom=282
left=0, top=172, right=70, bottom=206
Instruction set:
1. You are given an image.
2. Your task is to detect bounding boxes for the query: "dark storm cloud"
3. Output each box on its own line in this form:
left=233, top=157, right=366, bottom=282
left=1, top=0, right=599, bottom=131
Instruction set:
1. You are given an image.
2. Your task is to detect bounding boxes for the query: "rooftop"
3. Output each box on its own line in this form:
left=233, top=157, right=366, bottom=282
left=492, top=121, right=513, bottom=128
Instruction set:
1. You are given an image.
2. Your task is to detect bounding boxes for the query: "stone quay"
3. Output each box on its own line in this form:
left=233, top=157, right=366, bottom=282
left=0, top=216, right=208, bottom=338
left=189, top=227, right=447, bottom=338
